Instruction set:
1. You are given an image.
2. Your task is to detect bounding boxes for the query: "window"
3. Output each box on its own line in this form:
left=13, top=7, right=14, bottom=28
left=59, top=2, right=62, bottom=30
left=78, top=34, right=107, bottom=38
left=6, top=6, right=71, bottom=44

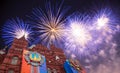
left=55, top=55, right=60, bottom=60
left=8, top=70, right=14, bottom=73
left=47, top=68, right=52, bottom=73
left=53, top=69, right=57, bottom=73
left=11, top=56, right=18, bottom=65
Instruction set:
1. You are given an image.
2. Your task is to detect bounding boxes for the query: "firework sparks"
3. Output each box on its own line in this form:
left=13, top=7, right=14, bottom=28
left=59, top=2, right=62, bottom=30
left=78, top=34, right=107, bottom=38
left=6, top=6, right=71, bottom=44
left=30, top=1, right=68, bottom=47
left=2, top=18, right=33, bottom=46
left=96, top=16, right=109, bottom=29
left=79, top=8, right=120, bottom=73
left=67, top=21, right=92, bottom=48
left=64, top=14, right=93, bottom=57
left=15, top=29, right=29, bottom=39
left=64, top=8, right=119, bottom=59
left=93, top=8, right=117, bottom=31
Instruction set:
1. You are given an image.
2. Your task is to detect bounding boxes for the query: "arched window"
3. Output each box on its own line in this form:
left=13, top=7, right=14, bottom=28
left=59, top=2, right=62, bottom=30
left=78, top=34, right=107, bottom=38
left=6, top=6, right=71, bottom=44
left=47, top=68, right=52, bottom=73
left=11, top=56, right=19, bottom=65
left=53, top=69, right=57, bottom=73
left=8, top=69, right=14, bottom=73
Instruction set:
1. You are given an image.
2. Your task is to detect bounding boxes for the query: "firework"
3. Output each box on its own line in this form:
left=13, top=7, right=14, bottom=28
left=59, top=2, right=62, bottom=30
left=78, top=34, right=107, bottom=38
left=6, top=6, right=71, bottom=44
left=91, top=9, right=118, bottom=46
left=30, top=1, right=68, bottom=47
left=64, top=8, right=119, bottom=59
left=96, top=15, right=109, bottom=29
left=64, top=14, right=93, bottom=57
left=2, top=18, right=33, bottom=46
left=80, top=9, right=120, bottom=73
left=92, top=8, right=117, bottom=31
left=65, top=20, right=92, bottom=48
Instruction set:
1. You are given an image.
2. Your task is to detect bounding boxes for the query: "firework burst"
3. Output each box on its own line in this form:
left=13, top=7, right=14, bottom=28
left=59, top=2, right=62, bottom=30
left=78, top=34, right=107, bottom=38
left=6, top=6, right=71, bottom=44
left=2, top=18, right=33, bottom=46
left=64, top=14, right=93, bottom=57
left=30, top=1, right=69, bottom=47
left=92, top=8, right=117, bottom=31
left=64, top=8, right=119, bottom=59
left=65, top=15, right=92, bottom=48
left=73, top=9, right=119, bottom=73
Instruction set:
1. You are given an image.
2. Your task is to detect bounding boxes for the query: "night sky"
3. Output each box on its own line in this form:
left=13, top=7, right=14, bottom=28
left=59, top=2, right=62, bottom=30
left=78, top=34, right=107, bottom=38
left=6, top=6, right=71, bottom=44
left=0, top=0, right=120, bottom=49
left=0, top=0, right=120, bottom=73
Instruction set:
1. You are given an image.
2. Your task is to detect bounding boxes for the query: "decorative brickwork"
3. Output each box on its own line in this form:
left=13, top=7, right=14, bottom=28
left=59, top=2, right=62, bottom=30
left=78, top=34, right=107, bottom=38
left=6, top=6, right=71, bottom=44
left=0, top=37, right=66, bottom=73
left=28, top=44, right=66, bottom=73
left=0, top=37, right=28, bottom=73
left=0, top=49, right=6, bottom=64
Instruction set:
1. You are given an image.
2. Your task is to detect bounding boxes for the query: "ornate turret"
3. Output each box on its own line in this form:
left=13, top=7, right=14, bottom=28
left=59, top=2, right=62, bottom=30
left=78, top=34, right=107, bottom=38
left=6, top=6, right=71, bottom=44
left=0, top=37, right=28, bottom=73
left=0, top=37, right=86, bottom=73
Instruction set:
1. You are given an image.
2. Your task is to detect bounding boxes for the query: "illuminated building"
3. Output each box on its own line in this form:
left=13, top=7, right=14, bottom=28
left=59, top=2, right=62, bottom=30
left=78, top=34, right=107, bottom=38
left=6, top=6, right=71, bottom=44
left=0, top=37, right=85, bottom=73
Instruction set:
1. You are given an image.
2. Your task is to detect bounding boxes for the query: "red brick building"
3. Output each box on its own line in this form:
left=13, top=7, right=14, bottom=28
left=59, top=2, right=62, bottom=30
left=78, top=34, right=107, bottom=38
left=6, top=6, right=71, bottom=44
left=0, top=49, right=6, bottom=65
left=0, top=37, right=66, bottom=73
left=0, top=37, right=86, bottom=73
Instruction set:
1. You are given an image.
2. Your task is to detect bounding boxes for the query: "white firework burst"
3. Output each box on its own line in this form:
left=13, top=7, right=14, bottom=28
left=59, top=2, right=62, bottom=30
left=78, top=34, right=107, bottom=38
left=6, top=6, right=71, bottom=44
left=30, top=1, right=68, bottom=47
left=2, top=18, right=33, bottom=46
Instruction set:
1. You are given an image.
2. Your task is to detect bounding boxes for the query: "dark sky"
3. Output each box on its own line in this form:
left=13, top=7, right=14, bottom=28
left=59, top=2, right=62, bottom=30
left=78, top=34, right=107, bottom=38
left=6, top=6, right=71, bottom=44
left=0, top=0, right=120, bottom=49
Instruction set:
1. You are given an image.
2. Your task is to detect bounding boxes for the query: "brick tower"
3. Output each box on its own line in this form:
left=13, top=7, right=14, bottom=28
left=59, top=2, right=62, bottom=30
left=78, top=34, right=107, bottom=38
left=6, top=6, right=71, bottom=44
left=0, top=37, right=85, bottom=73
left=0, top=37, right=66, bottom=73
left=0, top=37, right=28, bottom=73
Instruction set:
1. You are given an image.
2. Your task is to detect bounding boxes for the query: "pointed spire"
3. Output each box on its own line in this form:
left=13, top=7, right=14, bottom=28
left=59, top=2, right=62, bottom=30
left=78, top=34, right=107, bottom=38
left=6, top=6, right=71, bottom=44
left=18, top=36, right=26, bottom=41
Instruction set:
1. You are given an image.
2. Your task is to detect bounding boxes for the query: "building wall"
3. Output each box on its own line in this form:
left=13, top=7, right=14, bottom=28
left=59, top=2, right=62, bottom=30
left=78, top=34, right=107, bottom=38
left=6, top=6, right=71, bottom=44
left=0, top=37, right=66, bottom=73
left=0, top=37, right=27, bottom=73
left=0, top=54, right=5, bottom=65
left=30, top=44, right=66, bottom=73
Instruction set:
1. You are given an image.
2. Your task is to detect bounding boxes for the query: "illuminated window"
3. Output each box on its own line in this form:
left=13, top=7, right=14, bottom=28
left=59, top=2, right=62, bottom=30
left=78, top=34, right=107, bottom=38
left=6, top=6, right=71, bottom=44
left=11, top=56, right=18, bottom=65
left=8, top=70, right=14, bottom=73
left=53, top=69, right=57, bottom=73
